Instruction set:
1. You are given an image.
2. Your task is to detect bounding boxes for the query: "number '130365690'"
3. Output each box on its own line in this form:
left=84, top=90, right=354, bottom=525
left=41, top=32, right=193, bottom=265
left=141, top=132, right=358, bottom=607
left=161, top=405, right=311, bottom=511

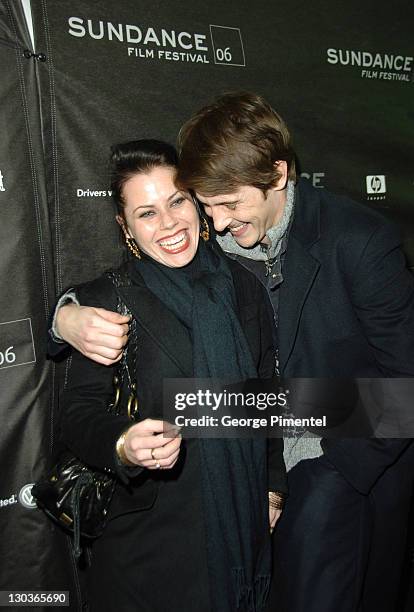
left=0, top=346, right=16, bottom=366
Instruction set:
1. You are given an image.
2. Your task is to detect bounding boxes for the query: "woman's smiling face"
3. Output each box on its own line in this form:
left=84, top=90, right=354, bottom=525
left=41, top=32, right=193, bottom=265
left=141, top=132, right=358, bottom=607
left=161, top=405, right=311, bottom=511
left=118, top=166, right=200, bottom=268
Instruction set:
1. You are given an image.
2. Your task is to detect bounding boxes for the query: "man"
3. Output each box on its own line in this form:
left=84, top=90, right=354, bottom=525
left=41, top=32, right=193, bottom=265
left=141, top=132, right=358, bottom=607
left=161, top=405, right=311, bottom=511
left=53, top=92, right=414, bottom=611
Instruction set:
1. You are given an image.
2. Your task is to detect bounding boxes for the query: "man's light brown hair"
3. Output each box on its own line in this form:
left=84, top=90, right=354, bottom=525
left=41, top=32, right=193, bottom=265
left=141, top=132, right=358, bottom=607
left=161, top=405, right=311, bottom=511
left=177, top=91, right=296, bottom=196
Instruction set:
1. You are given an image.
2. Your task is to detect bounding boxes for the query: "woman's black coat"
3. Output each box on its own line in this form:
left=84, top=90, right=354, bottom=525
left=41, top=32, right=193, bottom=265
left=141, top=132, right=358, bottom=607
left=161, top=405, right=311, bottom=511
left=61, top=256, right=287, bottom=523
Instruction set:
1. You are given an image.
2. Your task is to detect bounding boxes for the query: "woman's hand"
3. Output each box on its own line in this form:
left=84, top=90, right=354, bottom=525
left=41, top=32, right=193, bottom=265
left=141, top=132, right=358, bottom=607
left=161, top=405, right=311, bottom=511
left=269, top=507, right=282, bottom=533
left=121, top=419, right=182, bottom=469
left=56, top=303, right=129, bottom=365
left=268, top=490, right=285, bottom=533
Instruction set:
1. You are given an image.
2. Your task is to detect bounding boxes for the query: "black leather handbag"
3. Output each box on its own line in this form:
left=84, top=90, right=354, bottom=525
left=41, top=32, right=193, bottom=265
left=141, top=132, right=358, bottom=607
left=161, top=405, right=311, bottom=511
left=32, top=269, right=138, bottom=558
left=32, top=451, right=117, bottom=542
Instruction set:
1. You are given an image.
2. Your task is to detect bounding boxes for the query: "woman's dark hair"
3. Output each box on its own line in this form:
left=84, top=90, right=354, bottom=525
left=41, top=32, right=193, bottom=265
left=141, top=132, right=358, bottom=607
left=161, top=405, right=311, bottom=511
left=110, top=139, right=179, bottom=215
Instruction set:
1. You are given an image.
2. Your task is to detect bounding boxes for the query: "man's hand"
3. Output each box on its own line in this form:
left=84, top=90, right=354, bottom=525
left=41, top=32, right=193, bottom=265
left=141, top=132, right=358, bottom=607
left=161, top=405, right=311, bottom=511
left=56, top=303, right=130, bottom=365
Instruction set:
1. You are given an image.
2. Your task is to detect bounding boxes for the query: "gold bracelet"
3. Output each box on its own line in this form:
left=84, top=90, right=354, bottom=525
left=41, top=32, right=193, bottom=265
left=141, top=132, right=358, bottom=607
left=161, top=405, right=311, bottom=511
left=268, top=491, right=285, bottom=510
left=116, top=429, right=135, bottom=466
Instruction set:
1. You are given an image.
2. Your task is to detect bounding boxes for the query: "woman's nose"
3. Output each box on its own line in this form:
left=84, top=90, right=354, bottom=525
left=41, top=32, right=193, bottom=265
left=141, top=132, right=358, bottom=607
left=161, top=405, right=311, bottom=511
left=160, top=210, right=177, bottom=230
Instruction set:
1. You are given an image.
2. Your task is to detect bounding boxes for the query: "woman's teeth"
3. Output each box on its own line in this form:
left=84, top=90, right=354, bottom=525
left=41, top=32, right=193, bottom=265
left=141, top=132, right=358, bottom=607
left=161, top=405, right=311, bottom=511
left=159, top=231, right=187, bottom=250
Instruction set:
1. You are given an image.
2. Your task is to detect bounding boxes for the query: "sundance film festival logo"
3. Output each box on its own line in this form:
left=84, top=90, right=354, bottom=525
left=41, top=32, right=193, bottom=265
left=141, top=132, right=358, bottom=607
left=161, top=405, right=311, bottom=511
left=0, top=318, right=36, bottom=370
left=300, top=172, right=325, bottom=188
left=210, top=25, right=245, bottom=66
left=68, top=17, right=245, bottom=67
left=366, top=175, right=386, bottom=201
left=326, top=48, right=413, bottom=83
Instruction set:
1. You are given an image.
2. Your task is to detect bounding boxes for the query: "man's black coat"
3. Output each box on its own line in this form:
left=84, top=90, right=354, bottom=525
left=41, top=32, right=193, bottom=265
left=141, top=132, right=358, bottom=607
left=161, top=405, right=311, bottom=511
left=277, top=178, right=413, bottom=493
left=262, top=179, right=414, bottom=612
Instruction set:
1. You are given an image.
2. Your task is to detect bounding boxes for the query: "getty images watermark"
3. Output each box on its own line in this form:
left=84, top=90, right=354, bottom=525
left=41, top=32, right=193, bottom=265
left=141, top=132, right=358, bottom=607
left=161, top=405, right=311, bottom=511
left=173, top=386, right=325, bottom=433
left=162, top=378, right=414, bottom=438
left=163, top=378, right=329, bottom=438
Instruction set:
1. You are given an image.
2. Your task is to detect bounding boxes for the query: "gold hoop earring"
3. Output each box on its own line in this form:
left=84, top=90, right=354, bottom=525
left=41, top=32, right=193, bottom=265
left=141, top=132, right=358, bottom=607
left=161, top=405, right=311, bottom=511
left=125, top=236, right=141, bottom=259
left=200, top=217, right=210, bottom=242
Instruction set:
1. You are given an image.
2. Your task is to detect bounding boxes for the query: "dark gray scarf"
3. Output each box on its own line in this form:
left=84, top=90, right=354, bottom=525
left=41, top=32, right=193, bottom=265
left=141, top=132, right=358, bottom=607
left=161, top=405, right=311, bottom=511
left=133, top=240, right=271, bottom=611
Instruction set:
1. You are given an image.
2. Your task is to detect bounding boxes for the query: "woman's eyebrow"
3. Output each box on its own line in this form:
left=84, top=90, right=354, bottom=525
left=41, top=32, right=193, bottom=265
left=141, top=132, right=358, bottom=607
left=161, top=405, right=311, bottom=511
left=167, top=190, right=180, bottom=201
left=131, top=203, right=154, bottom=213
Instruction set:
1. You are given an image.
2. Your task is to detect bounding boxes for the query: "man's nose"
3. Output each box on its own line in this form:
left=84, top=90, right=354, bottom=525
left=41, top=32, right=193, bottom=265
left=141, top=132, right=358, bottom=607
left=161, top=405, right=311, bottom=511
left=210, top=207, right=231, bottom=232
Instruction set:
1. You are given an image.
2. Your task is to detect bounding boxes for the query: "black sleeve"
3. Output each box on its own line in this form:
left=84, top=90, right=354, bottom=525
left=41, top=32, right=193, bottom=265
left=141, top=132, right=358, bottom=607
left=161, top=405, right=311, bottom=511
left=348, top=219, right=414, bottom=376
left=256, top=283, right=288, bottom=495
left=321, top=438, right=412, bottom=494
left=323, top=219, right=414, bottom=492
left=60, top=277, right=140, bottom=482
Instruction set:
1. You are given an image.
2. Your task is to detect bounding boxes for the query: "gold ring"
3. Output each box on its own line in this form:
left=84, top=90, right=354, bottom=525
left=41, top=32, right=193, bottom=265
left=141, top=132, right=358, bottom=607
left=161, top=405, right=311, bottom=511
left=150, top=448, right=156, bottom=461
left=155, top=462, right=161, bottom=469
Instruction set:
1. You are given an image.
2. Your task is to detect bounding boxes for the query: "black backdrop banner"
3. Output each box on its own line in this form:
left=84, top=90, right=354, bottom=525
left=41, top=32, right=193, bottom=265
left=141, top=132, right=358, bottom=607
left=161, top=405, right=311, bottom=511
left=34, top=0, right=414, bottom=290
left=0, top=0, right=413, bottom=609
left=0, top=1, right=81, bottom=609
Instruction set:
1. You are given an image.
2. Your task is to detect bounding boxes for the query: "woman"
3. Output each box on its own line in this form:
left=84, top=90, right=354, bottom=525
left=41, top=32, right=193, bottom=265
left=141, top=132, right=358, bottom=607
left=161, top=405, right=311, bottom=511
left=58, top=139, right=286, bottom=612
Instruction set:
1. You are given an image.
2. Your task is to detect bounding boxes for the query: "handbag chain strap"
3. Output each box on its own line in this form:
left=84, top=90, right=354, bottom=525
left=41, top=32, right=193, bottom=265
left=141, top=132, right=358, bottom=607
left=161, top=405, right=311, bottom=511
left=106, top=268, right=139, bottom=420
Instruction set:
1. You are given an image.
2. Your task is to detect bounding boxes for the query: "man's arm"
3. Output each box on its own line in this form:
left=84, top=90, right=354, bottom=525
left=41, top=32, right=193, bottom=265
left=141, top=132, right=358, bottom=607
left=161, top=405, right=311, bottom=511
left=348, top=219, right=414, bottom=375
left=49, top=294, right=130, bottom=365
left=323, top=217, right=414, bottom=492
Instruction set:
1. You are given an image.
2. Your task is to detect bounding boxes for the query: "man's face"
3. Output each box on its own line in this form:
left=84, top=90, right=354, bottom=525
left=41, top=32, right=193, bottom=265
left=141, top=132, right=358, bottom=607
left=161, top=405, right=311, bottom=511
left=196, top=161, right=288, bottom=248
left=197, top=184, right=286, bottom=248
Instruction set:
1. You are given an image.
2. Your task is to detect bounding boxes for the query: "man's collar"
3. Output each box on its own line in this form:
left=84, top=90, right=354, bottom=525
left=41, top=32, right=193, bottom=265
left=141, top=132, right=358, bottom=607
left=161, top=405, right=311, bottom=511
left=216, top=180, right=295, bottom=261
left=289, top=178, right=321, bottom=248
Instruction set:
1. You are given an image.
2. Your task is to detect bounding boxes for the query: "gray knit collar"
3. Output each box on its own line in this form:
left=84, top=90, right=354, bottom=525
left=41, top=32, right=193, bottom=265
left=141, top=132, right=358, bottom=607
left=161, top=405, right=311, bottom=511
left=216, top=180, right=295, bottom=261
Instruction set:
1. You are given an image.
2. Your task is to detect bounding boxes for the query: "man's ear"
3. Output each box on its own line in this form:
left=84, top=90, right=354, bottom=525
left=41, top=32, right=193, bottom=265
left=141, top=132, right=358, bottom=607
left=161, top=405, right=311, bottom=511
left=116, top=214, right=131, bottom=238
left=272, top=160, right=288, bottom=191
